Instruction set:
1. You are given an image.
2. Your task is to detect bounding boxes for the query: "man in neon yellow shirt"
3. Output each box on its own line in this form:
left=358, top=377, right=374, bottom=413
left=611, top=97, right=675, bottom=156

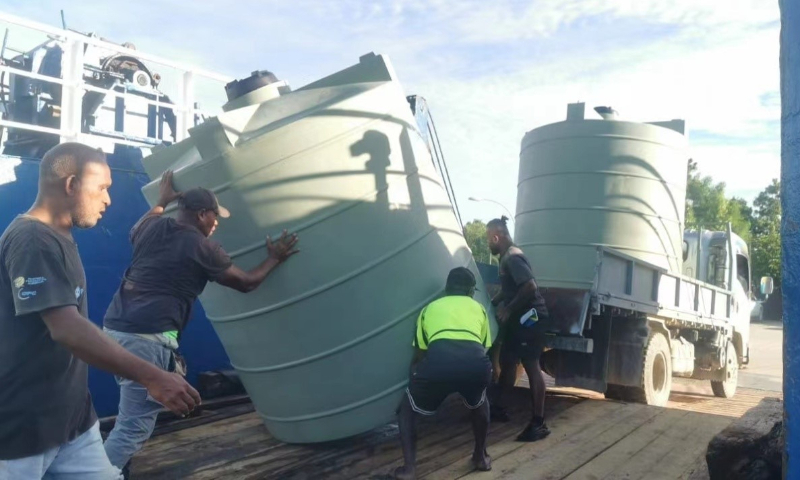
left=394, top=267, right=492, bottom=480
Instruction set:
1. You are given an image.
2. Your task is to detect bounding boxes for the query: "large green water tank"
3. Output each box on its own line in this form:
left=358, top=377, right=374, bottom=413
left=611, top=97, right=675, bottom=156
left=139, top=53, right=495, bottom=443
left=515, top=103, right=688, bottom=290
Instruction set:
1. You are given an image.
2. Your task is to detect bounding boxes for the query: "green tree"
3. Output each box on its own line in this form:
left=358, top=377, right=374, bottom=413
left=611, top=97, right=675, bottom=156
left=727, top=197, right=754, bottom=245
left=463, top=220, right=493, bottom=264
left=685, top=159, right=751, bottom=243
left=751, top=179, right=781, bottom=287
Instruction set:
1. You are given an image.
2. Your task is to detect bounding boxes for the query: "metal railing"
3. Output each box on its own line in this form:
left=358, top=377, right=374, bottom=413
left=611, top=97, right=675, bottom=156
left=0, top=11, right=233, bottom=151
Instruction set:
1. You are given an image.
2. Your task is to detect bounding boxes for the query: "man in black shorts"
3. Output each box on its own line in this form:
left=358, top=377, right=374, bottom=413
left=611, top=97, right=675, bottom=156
left=394, top=267, right=493, bottom=479
left=486, top=216, right=551, bottom=442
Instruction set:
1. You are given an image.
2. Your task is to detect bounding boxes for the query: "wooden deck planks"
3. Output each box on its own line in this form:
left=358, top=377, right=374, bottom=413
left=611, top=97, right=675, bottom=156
left=131, top=387, right=778, bottom=480
left=423, top=398, right=625, bottom=480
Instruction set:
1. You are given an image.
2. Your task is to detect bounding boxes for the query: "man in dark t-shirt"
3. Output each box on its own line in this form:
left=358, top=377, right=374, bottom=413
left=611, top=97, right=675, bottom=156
left=102, top=170, right=299, bottom=472
left=485, top=216, right=551, bottom=442
left=0, top=143, right=200, bottom=479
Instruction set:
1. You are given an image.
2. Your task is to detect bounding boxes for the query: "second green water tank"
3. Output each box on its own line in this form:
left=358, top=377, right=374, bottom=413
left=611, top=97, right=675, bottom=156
left=515, top=103, right=689, bottom=290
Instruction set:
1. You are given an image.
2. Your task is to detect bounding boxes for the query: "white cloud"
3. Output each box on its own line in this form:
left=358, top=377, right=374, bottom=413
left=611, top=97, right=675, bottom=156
left=2, top=0, right=781, bottom=223
left=691, top=144, right=780, bottom=201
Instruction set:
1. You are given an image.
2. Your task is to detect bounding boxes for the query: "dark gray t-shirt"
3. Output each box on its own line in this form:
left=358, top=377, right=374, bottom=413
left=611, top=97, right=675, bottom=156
left=0, top=216, right=96, bottom=460
left=103, top=216, right=232, bottom=335
left=499, top=246, right=549, bottom=320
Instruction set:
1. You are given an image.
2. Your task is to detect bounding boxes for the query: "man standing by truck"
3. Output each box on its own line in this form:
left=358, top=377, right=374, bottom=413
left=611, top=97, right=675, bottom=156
left=485, top=216, right=551, bottom=442
left=0, top=143, right=200, bottom=479
left=102, top=170, right=299, bottom=474
left=394, top=267, right=493, bottom=479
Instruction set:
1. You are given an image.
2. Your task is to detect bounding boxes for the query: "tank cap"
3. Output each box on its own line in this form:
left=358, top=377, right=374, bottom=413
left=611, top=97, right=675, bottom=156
left=594, top=106, right=619, bottom=120
left=225, top=70, right=281, bottom=101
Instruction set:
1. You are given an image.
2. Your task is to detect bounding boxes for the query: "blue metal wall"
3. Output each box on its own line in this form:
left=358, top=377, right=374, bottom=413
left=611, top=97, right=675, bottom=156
left=782, top=1, right=798, bottom=476
left=0, top=150, right=232, bottom=417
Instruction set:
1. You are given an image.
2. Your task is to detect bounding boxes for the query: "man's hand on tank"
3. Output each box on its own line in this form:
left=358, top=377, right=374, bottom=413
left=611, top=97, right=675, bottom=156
left=145, top=370, right=201, bottom=417
left=157, top=169, right=182, bottom=207
left=267, top=230, right=300, bottom=263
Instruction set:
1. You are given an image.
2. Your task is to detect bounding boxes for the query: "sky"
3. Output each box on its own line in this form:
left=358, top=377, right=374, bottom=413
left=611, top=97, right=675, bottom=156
left=2, top=1, right=781, bottom=227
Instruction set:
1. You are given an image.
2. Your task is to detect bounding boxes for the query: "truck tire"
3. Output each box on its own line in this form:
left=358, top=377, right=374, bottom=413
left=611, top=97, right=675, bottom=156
left=711, top=341, right=739, bottom=398
left=631, top=332, right=672, bottom=406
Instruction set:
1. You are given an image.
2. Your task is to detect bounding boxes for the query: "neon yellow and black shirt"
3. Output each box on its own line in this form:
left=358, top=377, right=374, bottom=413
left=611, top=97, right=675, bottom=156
left=413, top=295, right=492, bottom=350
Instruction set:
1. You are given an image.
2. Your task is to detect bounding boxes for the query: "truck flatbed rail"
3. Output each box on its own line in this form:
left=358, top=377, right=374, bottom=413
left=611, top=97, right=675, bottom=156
left=544, top=247, right=738, bottom=356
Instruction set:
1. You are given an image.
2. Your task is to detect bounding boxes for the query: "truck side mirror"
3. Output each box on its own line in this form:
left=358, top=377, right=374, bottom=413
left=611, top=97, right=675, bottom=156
left=760, top=276, right=775, bottom=296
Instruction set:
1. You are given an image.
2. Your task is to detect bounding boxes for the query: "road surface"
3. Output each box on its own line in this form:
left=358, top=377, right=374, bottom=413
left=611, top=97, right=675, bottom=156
left=740, top=319, right=783, bottom=392
left=670, top=319, right=783, bottom=396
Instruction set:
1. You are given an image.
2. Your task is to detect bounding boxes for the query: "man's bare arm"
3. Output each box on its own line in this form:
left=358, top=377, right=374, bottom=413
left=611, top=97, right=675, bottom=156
left=216, top=259, right=281, bottom=293
left=216, top=230, right=299, bottom=293
left=42, top=306, right=201, bottom=415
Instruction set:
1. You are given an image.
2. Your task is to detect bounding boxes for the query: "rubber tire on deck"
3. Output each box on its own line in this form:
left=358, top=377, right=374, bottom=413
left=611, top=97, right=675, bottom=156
left=630, top=332, right=672, bottom=407
left=711, top=341, right=739, bottom=398
left=605, top=384, right=630, bottom=402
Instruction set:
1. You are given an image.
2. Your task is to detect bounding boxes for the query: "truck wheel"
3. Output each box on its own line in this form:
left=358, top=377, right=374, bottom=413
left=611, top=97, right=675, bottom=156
left=631, top=332, right=672, bottom=407
left=711, top=341, right=739, bottom=398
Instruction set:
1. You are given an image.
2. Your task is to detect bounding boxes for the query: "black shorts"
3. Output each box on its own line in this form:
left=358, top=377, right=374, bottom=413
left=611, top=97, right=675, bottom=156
left=497, top=319, right=549, bottom=365
left=407, top=340, right=492, bottom=415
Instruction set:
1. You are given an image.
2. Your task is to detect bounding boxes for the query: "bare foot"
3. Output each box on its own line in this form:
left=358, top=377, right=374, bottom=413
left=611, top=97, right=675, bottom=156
left=472, top=450, right=492, bottom=471
left=393, top=465, right=417, bottom=480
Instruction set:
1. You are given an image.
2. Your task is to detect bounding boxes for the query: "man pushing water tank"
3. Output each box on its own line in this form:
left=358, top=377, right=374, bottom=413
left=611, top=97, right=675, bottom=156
left=101, top=170, right=299, bottom=477
left=486, top=216, right=552, bottom=442
left=394, top=267, right=493, bottom=479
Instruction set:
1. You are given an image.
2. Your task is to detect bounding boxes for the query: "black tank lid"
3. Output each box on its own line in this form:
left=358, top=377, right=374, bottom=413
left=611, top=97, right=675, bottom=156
left=225, top=70, right=280, bottom=101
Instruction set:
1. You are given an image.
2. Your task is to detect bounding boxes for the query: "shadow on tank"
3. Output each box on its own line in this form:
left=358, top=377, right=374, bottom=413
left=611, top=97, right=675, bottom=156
left=517, top=152, right=686, bottom=274
left=189, top=117, right=488, bottom=443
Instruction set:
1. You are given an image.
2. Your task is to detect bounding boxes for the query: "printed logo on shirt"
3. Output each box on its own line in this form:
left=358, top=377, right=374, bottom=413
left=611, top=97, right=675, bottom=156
left=75, top=286, right=84, bottom=300
left=17, top=290, right=36, bottom=300
left=13, top=276, right=47, bottom=289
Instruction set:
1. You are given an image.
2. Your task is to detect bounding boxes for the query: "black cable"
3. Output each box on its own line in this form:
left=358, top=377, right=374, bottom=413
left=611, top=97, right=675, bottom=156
left=426, top=106, right=463, bottom=229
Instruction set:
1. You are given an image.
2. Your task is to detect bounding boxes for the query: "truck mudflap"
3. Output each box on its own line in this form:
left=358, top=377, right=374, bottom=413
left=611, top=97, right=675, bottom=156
left=541, top=312, right=613, bottom=393
left=541, top=314, right=649, bottom=394
left=541, top=287, right=593, bottom=336
left=544, top=335, right=593, bottom=353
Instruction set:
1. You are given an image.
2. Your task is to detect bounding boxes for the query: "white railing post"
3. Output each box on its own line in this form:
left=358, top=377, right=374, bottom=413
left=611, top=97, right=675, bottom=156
left=176, top=71, right=194, bottom=142
left=59, top=38, right=84, bottom=144
left=0, top=12, right=232, bottom=152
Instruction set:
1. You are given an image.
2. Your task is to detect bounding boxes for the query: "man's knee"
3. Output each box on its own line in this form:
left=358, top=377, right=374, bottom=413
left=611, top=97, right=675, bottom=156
left=113, top=413, right=157, bottom=438
left=522, top=357, right=542, bottom=372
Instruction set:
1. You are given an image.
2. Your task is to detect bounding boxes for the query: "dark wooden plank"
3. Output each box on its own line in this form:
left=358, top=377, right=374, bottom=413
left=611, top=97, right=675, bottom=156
left=370, top=393, right=582, bottom=480
left=150, top=401, right=255, bottom=438
left=564, top=409, right=693, bottom=479
left=424, top=398, right=626, bottom=480
left=639, top=412, right=731, bottom=480
left=470, top=403, right=662, bottom=479
left=681, top=453, right=711, bottom=480
left=132, top=387, right=586, bottom=480
left=184, top=388, right=546, bottom=480
left=133, top=387, right=773, bottom=479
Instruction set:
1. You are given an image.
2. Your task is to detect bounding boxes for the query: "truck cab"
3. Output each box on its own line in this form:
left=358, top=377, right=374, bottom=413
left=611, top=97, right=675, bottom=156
left=682, top=230, right=756, bottom=365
